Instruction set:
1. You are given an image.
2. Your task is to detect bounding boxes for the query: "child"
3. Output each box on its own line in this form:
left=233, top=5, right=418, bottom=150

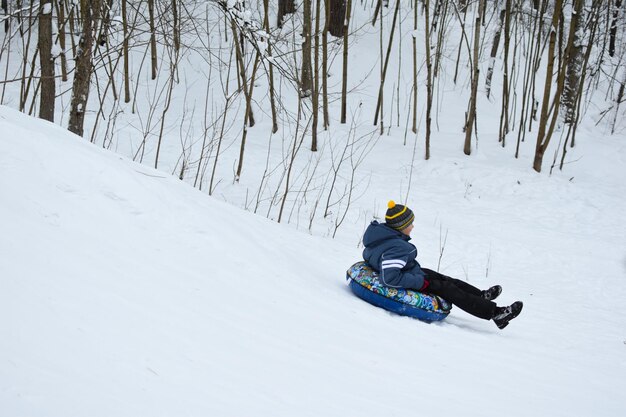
left=363, top=200, right=523, bottom=329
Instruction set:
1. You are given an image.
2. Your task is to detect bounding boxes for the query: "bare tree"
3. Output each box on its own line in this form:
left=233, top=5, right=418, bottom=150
left=263, top=0, right=278, bottom=133
left=38, top=0, right=55, bottom=122
left=68, top=0, right=103, bottom=137
left=340, top=0, right=352, bottom=123
left=148, top=0, right=158, bottom=79
left=278, top=0, right=295, bottom=27
left=2, top=0, right=8, bottom=33
left=121, top=0, right=131, bottom=103
left=561, top=0, right=584, bottom=125
left=609, top=0, right=622, bottom=57
left=498, top=0, right=512, bottom=146
left=312, top=0, right=322, bottom=150
left=329, top=0, right=346, bottom=37
left=485, top=8, right=505, bottom=99
left=464, top=0, right=484, bottom=156
left=412, top=0, right=418, bottom=134
left=533, top=0, right=564, bottom=172
left=301, top=0, right=313, bottom=97
left=424, top=0, right=434, bottom=159
left=373, top=0, right=400, bottom=128
left=322, top=0, right=330, bottom=129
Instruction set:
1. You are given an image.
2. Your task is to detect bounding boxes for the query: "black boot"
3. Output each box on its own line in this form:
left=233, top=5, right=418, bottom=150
left=492, top=301, right=523, bottom=329
left=482, top=285, right=502, bottom=301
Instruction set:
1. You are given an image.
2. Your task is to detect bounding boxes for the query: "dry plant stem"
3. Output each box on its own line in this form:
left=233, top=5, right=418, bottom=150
left=194, top=6, right=213, bottom=188
left=515, top=2, right=543, bottom=157
left=278, top=96, right=308, bottom=223
left=437, top=224, right=448, bottom=272
left=19, top=14, right=36, bottom=112
left=452, top=4, right=469, bottom=84
left=210, top=44, right=235, bottom=195
left=154, top=60, right=177, bottom=169
left=28, top=78, right=41, bottom=116
left=1, top=31, right=12, bottom=103
left=89, top=42, right=123, bottom=144
left=373, top=0, right=400, bottom=127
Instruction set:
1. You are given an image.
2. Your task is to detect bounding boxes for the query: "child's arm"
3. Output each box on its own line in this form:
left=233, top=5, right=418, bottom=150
left=379, top=249, right=426, bottom=290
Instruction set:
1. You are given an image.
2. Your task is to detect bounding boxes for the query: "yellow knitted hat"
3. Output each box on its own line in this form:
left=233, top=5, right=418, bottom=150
left=385, top=200, right=414, bottom=231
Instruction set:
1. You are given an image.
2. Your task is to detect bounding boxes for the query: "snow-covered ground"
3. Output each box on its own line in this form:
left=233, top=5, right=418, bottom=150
left=2, top=100, right=625, bottom=417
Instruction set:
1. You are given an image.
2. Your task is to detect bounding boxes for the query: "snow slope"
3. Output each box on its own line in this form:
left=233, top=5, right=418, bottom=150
left=1, top=105, right=625, bottom=416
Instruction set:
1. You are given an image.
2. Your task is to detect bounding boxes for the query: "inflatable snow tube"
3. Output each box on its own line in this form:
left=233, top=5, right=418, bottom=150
left=346, top=261, right=451, bottom=322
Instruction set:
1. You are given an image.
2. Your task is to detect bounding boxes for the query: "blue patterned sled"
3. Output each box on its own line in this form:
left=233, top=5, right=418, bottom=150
left=346, top=261, right=451, bottom=322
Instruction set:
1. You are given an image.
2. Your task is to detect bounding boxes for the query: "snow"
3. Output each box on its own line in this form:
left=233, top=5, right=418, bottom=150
left=1, top=102, right=626, bottom=416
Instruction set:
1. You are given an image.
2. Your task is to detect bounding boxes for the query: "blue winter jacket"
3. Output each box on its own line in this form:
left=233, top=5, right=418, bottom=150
left=362, top=221, right=426, bottom=290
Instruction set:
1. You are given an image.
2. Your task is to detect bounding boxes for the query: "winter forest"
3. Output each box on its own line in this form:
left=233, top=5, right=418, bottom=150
left=1, top=0, right=625, bottom=235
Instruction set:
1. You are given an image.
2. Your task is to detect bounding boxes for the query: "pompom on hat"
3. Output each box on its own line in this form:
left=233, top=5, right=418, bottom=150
left=385, top=200, right=415, bottom=231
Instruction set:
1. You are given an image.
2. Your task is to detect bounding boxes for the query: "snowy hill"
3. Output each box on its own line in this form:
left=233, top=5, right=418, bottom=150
left=1, top=105, right=626, bottom=416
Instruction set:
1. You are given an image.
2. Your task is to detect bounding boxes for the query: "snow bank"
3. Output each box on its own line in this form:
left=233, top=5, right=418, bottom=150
left=1, top=106, right=625, bottom=416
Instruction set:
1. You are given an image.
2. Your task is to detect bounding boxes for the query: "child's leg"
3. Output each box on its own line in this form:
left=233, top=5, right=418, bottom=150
left=422, top=269, right=495, bottom=320
left=421, top=268, right=483, bottom=297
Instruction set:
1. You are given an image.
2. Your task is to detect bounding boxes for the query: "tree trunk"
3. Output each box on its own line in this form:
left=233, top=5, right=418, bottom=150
left=373, top=0, right=400, bottom=127
left=608, top=0, right=622, bottom=57
left=533, top=0, right=563, bottom=172
left=121, top=0, right=130, bottom=103
left=148, top=0, right=158, bottom=79
left=562, top=0, right=584, bottom=125
left=329, top=0, right=346, bottom=37
left=498, top=0, right=512, bottom=145
left=263, top=0, right=278, bottom=133
left=312, top=0, right=321, bottom=150
left=485, top=8, right=505, bottom=99
left=424, top=0, right=433, bottom=159
left=2, top=0, right=7, bottom=33
left=56, top=0, right=68, bottom=82
left=340, top=0, right=351, bottom=123
left=172, top=0, right=180, bottom=53
left=301, top=0, right=313, bottom=97
left=463, top=0, right=484, bottom=156
left=68, top=0, right=102, bottom=137
left=322, top=0, right=330, bottom=129
left=277, top=0, right=295, bottom=27
left=412, top=0, right=418, bottom=133
left=38, top=0, right=55, bottom=122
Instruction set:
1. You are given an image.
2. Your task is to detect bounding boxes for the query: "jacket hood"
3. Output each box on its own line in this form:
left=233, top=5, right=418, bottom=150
left=363, top=220, right=410, bottom=247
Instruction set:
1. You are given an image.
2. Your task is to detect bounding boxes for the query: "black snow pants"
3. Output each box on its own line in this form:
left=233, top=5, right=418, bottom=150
left=422, top=268, right=496, bottom=320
